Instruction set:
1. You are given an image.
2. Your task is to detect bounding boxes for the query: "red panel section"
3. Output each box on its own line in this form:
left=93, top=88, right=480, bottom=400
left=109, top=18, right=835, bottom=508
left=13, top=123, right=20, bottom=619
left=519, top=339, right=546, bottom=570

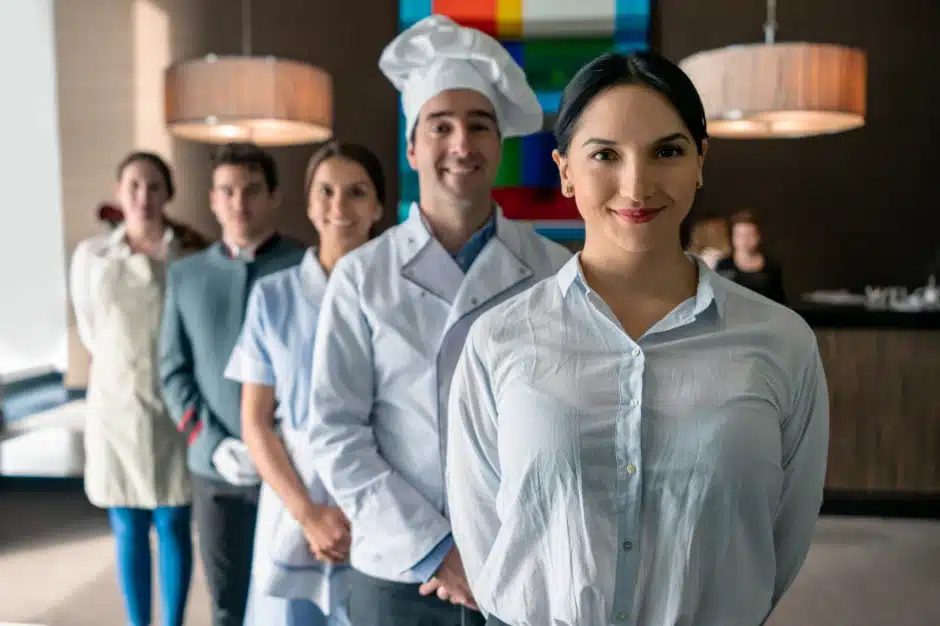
left=432, top=0, right=498, bottom=37
left=492, top=187, right=583, bottom=221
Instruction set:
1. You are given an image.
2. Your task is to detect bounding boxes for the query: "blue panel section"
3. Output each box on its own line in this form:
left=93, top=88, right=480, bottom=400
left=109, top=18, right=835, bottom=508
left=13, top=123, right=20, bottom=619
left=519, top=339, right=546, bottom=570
left=536, top=91, right=563, bottom=115
left=400, top=171, right=419, bottom=205
left=521, top=132, right=560, bottom=188
left=400, top=0, right=432, bottom=30
left=535, top=226, right=586, bottom=242
left=398, top=200, right=414, bottom=223
left=398, top=113, right=410, bottom=173
left=502, top=41, right=525, bottom=68
left=615, top=0, right=651, bottom=45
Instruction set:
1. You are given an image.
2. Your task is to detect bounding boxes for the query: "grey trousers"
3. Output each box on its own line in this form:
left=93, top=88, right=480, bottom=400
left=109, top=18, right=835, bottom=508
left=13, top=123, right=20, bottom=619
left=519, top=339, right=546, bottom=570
left=348, top=569, right=487, bottom=626
left=192, top=474, right=260, bottom=626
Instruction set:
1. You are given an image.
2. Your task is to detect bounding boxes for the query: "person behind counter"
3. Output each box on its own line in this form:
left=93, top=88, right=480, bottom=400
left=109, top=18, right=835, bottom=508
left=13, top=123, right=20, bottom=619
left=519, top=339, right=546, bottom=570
left=715, top=209, right=787, bottom=304
left=70, top=151, right=209, bottom=626
left=688, top=215, right=731, bottom=269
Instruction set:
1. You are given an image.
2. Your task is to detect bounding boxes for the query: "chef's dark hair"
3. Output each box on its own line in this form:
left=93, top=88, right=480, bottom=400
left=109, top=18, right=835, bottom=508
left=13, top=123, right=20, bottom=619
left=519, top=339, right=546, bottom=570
left=304, top=140, right=387, bottom=207
left=116, top=151, right=175, bottom=200
left=554, top=51, right=708, bottom=157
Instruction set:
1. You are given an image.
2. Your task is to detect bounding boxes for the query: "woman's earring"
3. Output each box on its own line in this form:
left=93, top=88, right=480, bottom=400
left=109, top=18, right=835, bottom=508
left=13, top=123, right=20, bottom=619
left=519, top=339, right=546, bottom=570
left=696, top=179, right=704, bottom=190
left=564, top=184, right=574, bottom=196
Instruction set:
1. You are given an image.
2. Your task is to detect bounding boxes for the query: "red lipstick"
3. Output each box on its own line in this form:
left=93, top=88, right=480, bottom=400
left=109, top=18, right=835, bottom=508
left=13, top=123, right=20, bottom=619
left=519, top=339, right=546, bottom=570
left=614, top=207, right=665, bottom=224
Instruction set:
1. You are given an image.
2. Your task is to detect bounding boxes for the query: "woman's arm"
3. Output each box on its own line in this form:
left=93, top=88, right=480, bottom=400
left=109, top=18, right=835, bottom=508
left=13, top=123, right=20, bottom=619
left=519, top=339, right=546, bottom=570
left=69, top=241, right=96, bottom=354
left=240, top=382, right=350, bottom=563
left=446, top=324, right=502, bottom=609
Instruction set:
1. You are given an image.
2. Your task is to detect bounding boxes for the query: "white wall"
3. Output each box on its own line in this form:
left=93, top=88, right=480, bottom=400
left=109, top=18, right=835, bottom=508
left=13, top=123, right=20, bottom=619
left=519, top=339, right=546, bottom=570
left=0, top=0, right=67, bottom=379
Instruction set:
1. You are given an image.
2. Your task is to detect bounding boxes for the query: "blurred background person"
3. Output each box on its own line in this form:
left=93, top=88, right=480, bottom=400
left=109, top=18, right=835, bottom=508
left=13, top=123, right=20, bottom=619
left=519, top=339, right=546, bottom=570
left=715, top=209, right=787, bottom=304
left=70, top=151, right=208, bottom=626
left=159, top=143, right=306, bottom=626
left=688, top=215, right=731, bottom=269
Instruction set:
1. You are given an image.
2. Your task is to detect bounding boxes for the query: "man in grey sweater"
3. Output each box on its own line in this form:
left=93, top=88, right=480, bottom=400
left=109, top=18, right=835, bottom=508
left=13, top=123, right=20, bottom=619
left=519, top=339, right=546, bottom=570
left=159, top=143, right=305, bottom=626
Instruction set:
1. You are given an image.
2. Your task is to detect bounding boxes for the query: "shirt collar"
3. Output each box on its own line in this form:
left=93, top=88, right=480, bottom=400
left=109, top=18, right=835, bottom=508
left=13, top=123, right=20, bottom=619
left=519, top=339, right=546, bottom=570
left=298, top=248, right=328, bottom=304
left=451, top=212, right=497, bottom=273
left=410, top=206, right=499, bottom=272
left=556, top=252, right=727, bottom=318
left=223, top=232, right=280, bottom=261
left=108, top=223, right=176, bottom=256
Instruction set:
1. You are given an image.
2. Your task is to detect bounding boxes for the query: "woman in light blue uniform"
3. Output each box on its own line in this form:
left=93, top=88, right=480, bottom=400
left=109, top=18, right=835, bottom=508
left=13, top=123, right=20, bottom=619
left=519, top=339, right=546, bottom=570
left=224, top=141, right=386, bottom=626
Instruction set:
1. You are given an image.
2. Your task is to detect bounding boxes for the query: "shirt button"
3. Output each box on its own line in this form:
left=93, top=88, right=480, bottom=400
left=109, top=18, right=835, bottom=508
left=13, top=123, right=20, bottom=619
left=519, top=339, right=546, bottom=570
left=631, top=347, right=640, bottom=356
left=470, top=297, right=478, bottom=306
left=630, top=398, right=639, bottom=407
left=622, top=540, right=633, bottom=551
left=626, top=463, right=637, bottom=474
left=616, top=612, right=628, bottom=621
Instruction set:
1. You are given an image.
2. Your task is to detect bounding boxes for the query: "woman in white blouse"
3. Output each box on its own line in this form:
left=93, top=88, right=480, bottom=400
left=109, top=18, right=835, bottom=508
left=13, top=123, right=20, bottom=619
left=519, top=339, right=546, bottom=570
left=70, top=152, right=207, bottom=626
left=446, top=52, right=829, bottom=626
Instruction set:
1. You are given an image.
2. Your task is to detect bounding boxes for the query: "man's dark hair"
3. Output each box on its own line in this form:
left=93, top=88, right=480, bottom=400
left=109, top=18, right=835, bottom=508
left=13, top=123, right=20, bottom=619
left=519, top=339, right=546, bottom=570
left=210, top=142, right=279, bottom=192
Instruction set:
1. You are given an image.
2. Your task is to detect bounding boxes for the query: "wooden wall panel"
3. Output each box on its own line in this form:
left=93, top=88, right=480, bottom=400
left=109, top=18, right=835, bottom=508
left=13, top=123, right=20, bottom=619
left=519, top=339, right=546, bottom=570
left=816, top=329, right=940, bottom=493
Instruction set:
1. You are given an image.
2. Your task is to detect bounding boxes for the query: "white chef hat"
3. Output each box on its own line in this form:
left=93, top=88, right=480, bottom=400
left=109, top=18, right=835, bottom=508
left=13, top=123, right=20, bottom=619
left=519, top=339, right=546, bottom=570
left=379, top=15, right=543, bottom=139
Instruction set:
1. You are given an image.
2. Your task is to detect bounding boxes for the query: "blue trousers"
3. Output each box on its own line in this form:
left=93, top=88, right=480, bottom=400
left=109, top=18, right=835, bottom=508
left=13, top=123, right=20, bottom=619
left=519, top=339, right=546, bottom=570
left=108, top=506, right=193, bottom=626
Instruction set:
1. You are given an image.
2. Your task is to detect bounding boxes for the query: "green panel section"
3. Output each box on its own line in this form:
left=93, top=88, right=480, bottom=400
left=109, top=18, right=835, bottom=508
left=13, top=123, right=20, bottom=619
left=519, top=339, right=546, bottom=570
left=522, top=38, right=617, bottom=92
left=494, top=137, right=522, bottom=187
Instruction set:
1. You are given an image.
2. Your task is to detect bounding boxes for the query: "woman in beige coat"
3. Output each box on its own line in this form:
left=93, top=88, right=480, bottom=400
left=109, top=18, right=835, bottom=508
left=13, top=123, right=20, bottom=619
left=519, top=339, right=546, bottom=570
left=70, top=152, right=207, bottom=626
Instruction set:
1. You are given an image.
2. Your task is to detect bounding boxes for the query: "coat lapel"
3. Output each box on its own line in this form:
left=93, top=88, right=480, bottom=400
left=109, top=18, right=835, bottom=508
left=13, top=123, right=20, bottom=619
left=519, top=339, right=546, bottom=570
left=446, top=211, right=535, bottom=326
left=397, top=205, right=464, bottom=304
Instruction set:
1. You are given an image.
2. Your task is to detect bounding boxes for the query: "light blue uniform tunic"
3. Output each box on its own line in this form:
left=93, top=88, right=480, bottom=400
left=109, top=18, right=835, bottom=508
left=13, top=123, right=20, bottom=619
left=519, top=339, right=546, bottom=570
left=225, top=249, right=351, bottom=626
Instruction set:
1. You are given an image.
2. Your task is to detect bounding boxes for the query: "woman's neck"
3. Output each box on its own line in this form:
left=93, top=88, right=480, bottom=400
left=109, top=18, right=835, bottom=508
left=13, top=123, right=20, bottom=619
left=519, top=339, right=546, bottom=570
left=124, top=218, right=167, bottom=256
left=318, top=239, right=360, bottom=275
left=579, top=238, right=697, bottom=303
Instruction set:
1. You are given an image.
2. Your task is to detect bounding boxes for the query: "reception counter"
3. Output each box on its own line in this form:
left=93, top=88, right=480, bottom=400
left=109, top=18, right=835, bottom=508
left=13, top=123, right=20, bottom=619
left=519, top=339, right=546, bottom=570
left=793, top=304, right=940, bottom=495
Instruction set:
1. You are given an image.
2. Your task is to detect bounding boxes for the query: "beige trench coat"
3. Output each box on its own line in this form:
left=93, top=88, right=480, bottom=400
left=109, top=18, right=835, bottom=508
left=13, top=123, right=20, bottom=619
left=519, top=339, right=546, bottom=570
left=83, top=246, right=190, bottom=508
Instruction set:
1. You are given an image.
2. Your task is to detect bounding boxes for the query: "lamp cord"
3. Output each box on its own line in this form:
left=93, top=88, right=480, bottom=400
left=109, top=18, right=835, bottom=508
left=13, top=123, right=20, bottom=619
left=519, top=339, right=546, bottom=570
left=764, top=0, right=778, bottom=44
left=241, top=0, right=252, bottom=55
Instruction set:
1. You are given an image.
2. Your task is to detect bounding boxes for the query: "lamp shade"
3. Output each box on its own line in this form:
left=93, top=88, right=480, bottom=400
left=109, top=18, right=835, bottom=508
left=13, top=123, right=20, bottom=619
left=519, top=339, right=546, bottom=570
left=679, top=42, right=867, bottom=139
left=165, top=55, right=333, bottom=146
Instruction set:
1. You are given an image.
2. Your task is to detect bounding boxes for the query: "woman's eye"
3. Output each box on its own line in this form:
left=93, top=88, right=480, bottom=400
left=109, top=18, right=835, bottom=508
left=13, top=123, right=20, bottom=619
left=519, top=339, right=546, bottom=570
left=656, top=145, right=685, bottom=158
left=591, top=150, right=616, bottom=162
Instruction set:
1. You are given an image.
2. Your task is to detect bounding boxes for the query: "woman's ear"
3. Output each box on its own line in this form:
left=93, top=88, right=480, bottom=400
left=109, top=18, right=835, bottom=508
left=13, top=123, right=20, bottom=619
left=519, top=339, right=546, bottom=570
left=374, top=204, right=385, bottom=224
left=552, top=149, right=573, bottom=198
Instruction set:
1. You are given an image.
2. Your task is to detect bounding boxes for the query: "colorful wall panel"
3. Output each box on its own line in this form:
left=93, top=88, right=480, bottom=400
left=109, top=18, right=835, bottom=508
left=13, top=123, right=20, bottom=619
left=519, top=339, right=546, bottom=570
left=397, top=0, right=652, bottom=241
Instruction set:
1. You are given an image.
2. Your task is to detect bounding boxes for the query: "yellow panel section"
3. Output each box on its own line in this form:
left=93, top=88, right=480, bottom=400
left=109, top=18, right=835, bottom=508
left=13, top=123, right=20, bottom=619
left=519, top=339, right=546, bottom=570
left=497, top=0, right=523, bottom=38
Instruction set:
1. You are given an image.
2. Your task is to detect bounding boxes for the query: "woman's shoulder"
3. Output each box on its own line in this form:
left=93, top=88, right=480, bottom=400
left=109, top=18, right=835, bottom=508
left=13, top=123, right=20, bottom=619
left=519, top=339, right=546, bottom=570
left=170, top=221, right=212, bottom=256
left=71, top=230, right=118, bottom=270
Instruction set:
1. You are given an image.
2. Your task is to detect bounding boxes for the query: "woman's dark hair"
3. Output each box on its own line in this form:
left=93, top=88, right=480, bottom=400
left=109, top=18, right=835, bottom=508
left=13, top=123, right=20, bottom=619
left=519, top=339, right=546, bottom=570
left=116, top=151, right=175, bottom=200
left=554, top=51, right=708, bottom=156
left=304, top=140, right=387, bottom=207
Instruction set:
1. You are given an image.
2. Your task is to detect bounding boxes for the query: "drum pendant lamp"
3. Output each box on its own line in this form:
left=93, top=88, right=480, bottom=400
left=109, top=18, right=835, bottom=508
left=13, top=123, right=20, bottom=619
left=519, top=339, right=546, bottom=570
left=678, top=0, right=867, bottom=139
left=164, top=0, right=333, bottom=146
